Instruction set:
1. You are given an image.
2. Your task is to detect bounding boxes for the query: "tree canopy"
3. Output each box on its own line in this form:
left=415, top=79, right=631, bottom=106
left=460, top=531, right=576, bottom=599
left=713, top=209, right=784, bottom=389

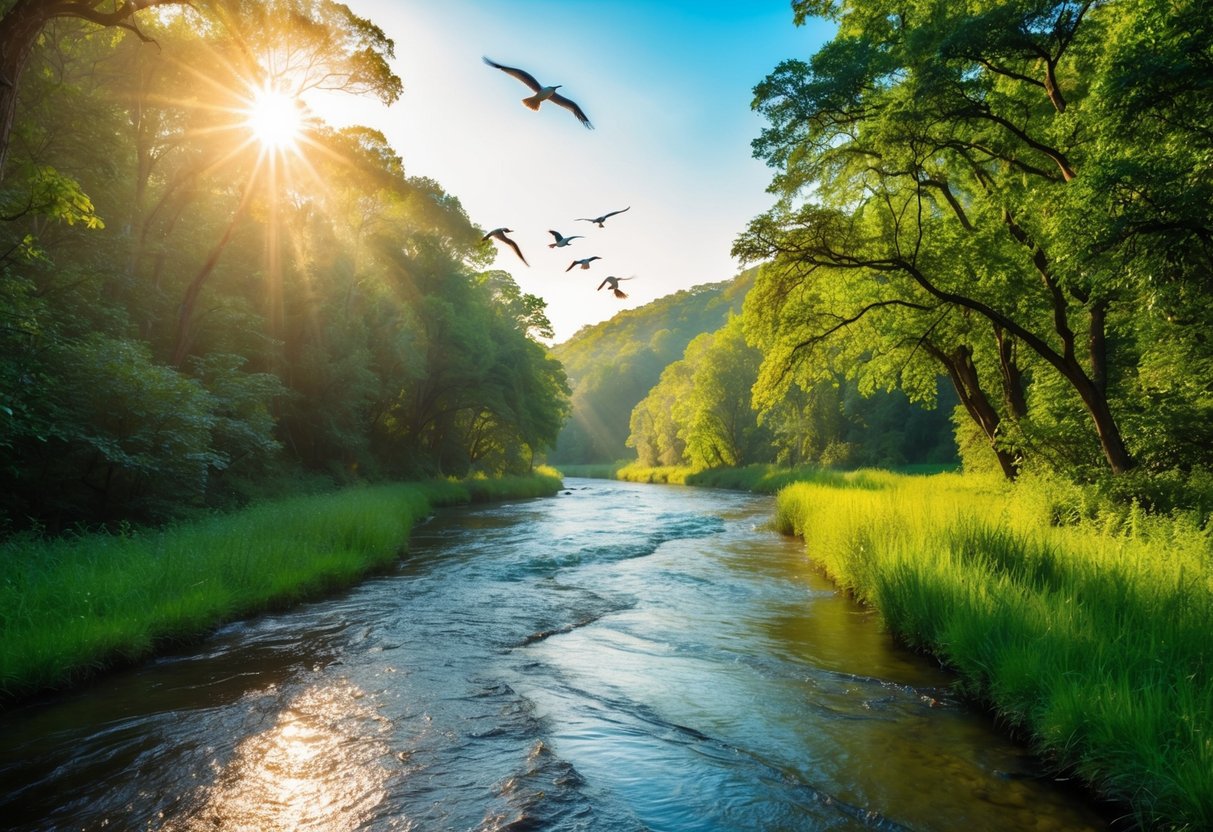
left=735, top=0, right=1213, bottom=481
left=0, top=9, right=566, bottom=529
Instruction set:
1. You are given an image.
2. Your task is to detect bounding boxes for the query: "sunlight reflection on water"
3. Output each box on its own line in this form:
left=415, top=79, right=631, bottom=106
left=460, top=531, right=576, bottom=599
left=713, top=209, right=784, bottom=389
left=164, top=680, right=394, bottom=832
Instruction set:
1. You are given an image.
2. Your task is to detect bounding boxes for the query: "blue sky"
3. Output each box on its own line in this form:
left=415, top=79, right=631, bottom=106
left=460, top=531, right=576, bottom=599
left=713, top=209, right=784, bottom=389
left=317, top=1, right=833, bottom=342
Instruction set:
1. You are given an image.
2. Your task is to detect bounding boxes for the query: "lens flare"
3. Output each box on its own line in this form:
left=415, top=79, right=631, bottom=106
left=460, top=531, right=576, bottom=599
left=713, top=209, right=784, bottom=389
left=245, top=86, right=303, bottom=151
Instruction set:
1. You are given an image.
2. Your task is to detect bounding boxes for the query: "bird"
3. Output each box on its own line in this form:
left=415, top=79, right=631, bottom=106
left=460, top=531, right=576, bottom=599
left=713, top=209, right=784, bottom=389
left=483, top=57, right=593, bottom=129
left=548, top=230, right=583, bottom=248
left=577, top=207, right=630, bottom=228
left=597, top=275, right=634, bottom=298
left=482, top=227, right=528, bottom=266
left=566, top=256, right=602, bottom=272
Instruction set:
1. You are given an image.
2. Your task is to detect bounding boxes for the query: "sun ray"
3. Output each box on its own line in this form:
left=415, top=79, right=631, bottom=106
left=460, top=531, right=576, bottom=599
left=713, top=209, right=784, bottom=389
left=244, top=85, right=305, bottom=153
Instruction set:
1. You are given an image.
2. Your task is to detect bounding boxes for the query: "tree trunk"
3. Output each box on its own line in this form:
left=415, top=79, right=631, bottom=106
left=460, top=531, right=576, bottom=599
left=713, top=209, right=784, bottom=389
left=994, top=324, right=1028, bottom=419
left=1067, top=364, right=1133, bottom=474
left=170, top=187, right=254, bottom=366
left=0, top=0, right=48, bottom=182
left=1089, top=300, right=1108, bottom=395
left=928, top=342, right=1021, bottom=481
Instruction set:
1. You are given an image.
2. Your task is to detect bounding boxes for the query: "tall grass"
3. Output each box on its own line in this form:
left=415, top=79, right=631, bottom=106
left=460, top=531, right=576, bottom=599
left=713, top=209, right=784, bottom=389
left=776, top=471, right=1213, bottom=830
left=0, top=473, right=562, bottom=704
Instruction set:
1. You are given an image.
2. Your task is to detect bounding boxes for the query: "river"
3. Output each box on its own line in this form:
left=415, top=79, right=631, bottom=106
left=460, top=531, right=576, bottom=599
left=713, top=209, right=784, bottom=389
left=0, top=479, right=1112, bottom=831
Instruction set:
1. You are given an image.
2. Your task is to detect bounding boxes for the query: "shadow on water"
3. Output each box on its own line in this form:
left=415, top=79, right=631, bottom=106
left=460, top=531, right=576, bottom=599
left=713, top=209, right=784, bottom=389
left=0, top=478, right=1119, bottom=831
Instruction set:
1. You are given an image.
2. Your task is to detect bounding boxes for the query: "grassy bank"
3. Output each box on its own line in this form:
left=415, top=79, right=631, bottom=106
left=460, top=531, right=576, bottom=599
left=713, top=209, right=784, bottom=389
left=0, top=470, right=562, bottom=705
left=551, top=462, right=627, bottom=479
left=775, top=471, right=1212, bottom=830
left=583, top=461, right=955, bottom=492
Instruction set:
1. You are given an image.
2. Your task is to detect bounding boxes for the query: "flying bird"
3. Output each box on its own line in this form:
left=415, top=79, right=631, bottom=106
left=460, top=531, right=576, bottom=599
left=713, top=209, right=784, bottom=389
left=548, top=230, right=583, bottom=248
left=482, top=227, right=528, bottom=266
left=597, top=275, right=634, bottom=298
left=483, top=57, right=593, bottom=129
left=566, top=256, right=602, bottom=272
left=577, top=207, right=631, bottom=228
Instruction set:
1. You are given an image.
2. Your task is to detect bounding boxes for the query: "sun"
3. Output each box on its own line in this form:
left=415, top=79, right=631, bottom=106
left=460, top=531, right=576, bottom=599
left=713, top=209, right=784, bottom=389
left=244, top=86, right=304, bottom=151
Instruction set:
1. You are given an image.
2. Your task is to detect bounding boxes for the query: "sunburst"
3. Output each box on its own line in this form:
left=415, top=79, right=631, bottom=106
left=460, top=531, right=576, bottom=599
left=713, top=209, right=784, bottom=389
left=243, top=85, right=305, bottom=153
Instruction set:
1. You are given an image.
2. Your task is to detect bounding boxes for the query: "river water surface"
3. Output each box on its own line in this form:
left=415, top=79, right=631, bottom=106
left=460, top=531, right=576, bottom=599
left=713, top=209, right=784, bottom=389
left=0, top=479, right=1112, bottom=831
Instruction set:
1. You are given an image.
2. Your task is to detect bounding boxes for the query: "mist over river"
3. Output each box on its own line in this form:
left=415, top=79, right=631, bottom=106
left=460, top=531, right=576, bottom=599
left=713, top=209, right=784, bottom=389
left=0, top=479, right=1111, bottom=831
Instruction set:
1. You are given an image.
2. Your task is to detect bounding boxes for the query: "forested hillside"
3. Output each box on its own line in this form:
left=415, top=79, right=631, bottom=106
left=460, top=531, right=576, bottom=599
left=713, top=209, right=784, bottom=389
left=553, top=267, right=958, bottom=469
left=549, top=271, right=755, bottom=463
left=0, top=6, right=568, bottom=531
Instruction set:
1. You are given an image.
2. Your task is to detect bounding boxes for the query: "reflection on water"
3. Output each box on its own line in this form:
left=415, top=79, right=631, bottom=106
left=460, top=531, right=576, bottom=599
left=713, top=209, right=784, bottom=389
left=0, top=479, right=1113, bottom=831
left=164, top=681, right=391, bottom=831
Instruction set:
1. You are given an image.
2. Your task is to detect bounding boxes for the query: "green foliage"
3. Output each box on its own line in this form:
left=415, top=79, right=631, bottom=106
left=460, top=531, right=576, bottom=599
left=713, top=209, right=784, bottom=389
left=0, top=12, right=569, bottom=531
left=0, top=472, right=561, bottom=703
left=552, top=462, right=625, bottom=479
left=626, top=307, right=956, bottom=472
left=551, top=271, right=756, bottom=464
left=776, top=471, right=1213, bottom=829
left=742, top=0, right=1213, bottom=479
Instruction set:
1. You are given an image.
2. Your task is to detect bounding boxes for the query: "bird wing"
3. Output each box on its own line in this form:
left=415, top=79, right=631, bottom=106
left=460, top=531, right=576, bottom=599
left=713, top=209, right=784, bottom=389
left=604, top=207, right=631, bottom=220
left=503, top=235, right=528, bottom=266
left=482, top=57, right=542, bottom=93
left=548, top=229, right=563, bottom=242
left=565, top=261, right=576, bottom=272
left=596, top=278, right=609, bottom=291
left=550, top=91, right=593, bottom=129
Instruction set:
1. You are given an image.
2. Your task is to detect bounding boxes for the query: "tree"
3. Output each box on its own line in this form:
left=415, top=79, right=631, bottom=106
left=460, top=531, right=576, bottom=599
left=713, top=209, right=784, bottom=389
left=553, top=273, right=755, bottom=464
left=0, top=0, right=190, bottom=180
left=737, top=0, right=1212, bottom=478
left=681, top=316, right=769, bottom=468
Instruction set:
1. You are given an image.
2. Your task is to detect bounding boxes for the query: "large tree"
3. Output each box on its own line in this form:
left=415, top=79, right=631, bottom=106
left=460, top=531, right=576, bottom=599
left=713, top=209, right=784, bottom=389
left=737, top=0, right=1213, bottom=478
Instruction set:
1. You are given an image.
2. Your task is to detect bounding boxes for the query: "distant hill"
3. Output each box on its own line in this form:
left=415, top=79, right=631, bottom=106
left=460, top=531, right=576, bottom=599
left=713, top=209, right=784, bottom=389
left=550, top=268, right=757, bottom=463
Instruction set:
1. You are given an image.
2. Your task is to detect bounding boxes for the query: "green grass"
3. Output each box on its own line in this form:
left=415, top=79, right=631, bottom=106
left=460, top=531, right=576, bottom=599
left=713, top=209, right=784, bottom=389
left=0, top=472, right=562, bottom=705
left=607, top=462, right=907, bottom=493
left=775, top=471, right=1213, bottom=831
left=552, top=462, right=627, bottom=479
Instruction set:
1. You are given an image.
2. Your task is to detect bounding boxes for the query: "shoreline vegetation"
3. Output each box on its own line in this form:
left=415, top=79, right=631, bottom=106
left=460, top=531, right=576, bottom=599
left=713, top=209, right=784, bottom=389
left=0, top=470, right=563, bottom=708
left=558, top=463, right=1213, bottom=830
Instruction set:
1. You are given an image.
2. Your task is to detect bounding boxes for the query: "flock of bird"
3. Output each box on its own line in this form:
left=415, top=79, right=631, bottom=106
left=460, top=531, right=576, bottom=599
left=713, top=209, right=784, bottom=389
left=479, top=57, right=637, bottom=300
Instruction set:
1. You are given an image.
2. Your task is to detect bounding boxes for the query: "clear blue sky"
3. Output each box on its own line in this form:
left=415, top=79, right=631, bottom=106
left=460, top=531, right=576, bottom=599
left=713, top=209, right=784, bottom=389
left=316, top=1, right=833, bottom=342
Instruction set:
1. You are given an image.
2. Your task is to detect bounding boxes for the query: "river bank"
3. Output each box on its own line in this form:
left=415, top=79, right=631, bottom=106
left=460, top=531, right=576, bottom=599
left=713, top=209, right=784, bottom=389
left=0, top=478, right=1112, bottom=831
left=0, top=471, right=563, bottom=706
left=557, top=463, right=1213, bottom=830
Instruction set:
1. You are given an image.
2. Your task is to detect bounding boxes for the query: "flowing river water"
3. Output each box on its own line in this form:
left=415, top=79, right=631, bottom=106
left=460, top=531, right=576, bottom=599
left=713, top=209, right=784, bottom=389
left=0, top=479, right=1113, bottom=831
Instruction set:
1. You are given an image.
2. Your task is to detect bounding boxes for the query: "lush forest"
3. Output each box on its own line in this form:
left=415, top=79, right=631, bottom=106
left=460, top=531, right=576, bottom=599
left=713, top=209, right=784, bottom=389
left=9, top=0, right=1207, bottom=532
left=732, top=0, right=1212, bottom=498
left=559, top=0, right=1213, bottom=494
left=550, top=272, right=753, bottom=464
left=553, top=267, right=957, bottom=470
left=0, top=2, right=569, bottom=532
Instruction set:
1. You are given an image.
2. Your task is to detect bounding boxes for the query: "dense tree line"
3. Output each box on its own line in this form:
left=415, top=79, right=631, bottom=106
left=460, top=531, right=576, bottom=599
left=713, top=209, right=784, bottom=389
left=550, top=273, right=754, bottom=464
left=734, top=0, right=1212, bottom=483
left=0, top=3, right=567, bottom=530
left=627, top=313, right=957, bottom=470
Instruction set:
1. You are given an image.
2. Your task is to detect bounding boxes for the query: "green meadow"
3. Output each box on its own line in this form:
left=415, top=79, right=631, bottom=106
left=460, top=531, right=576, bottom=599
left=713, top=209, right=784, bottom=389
left=0, top=471, right=562, bottom=705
